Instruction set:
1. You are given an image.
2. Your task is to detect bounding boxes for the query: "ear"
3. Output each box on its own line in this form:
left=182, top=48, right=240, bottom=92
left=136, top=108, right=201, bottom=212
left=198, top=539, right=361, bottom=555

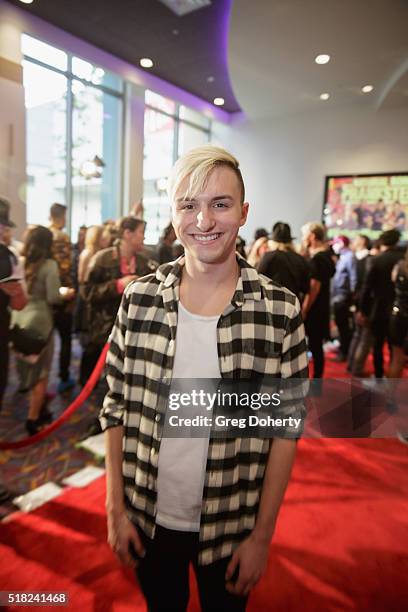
left=239, top=202, right=249, bottom=228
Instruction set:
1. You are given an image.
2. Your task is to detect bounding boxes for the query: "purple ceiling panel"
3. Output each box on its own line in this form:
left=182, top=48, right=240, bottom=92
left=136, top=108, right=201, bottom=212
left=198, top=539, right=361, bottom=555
left=6, top=0, right=240, bottom=113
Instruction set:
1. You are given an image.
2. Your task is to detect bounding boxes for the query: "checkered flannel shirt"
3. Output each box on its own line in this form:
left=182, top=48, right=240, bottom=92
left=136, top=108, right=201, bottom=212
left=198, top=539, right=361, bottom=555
left=100, top=254, right=308, bottom=565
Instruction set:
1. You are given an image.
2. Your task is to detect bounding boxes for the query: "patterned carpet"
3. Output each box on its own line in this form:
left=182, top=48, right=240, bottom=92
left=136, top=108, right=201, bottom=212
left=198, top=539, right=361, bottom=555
left=0, top=337, right=104, bottom=519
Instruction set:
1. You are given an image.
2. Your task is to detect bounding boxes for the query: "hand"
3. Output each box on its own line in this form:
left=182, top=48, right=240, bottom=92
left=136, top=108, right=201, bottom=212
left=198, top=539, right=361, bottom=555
left=107, top=510, right=145, bottom=568
left=225, top=533, right=269, bottom=596
left=60, top=287, right=76, bottom=301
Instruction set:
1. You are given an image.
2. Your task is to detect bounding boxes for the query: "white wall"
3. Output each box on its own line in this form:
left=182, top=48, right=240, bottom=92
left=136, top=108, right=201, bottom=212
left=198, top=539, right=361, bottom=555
left=0, top=11, right=26, bottom=237
left=213, top=105, right=408, bottom=242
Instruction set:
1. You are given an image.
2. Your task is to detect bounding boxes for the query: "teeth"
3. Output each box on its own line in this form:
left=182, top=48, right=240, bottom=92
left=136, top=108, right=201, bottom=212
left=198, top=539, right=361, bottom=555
left=194, top=233, right=220, bottom=242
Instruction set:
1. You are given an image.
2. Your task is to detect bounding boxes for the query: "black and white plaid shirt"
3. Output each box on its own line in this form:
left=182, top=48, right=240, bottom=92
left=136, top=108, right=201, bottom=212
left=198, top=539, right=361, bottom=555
left=100, top=255, right=308, bottom=565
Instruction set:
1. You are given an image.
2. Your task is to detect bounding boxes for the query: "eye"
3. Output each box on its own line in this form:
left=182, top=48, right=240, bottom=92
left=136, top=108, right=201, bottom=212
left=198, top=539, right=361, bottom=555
left=180, top=202, right=195, bottom=210
left=213, top=201, right=228, bottom=208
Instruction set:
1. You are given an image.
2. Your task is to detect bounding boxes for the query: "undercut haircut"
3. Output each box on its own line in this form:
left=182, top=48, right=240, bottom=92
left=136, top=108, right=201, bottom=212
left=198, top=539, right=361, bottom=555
left=50, top=203, right=67, bottom=220
left=168, top=145, right=245, bottom=204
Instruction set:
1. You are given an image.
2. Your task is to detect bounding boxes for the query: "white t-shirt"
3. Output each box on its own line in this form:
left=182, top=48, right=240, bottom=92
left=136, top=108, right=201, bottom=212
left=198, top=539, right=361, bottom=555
left=156, top=301, right=220, bottom=532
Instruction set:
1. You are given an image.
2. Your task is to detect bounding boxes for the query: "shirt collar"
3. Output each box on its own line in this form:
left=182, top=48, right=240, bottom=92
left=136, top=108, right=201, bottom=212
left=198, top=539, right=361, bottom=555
left=157, top=253, right=263, bottom=303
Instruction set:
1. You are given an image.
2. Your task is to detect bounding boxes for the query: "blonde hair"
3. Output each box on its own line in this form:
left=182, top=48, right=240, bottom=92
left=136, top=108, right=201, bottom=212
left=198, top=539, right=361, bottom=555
left=247, top=236, right=269, bottom=268
left=85, top=225, right=104, bottom=255
left=301, top=222, right=326, bottom=242
left=168, top=145, right=245, bottom=204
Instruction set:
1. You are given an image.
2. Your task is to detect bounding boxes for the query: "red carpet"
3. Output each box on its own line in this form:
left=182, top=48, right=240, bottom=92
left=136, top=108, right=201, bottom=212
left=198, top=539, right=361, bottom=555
left=1, top=437, right=407, bottom=611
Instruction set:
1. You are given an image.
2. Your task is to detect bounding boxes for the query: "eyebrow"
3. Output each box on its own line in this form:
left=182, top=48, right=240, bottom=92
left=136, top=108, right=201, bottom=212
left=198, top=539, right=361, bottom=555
left=175, top=194, right=234, bottom=203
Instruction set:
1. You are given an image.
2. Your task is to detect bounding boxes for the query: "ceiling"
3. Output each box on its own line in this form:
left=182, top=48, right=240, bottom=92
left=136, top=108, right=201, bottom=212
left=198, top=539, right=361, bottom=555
left=7, top=0, right=408, bottom=120
left=6, top=0, right=241, bottom=113
left=229, top=0, right=408, bottom=119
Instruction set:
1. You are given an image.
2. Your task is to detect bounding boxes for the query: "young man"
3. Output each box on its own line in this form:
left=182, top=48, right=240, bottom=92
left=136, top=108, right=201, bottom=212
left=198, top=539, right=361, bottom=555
left=49, top=203, right=76, bottom=392
left=358, top=229, right=404, bottom=378
left=301, top=222, right=335, bottom=378
left=100, top=146, right=308, bottom=611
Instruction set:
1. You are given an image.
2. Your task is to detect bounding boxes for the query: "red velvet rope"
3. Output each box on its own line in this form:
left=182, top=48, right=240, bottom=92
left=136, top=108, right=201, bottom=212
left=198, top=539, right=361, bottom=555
left=0, top=343, right=110, bottom=451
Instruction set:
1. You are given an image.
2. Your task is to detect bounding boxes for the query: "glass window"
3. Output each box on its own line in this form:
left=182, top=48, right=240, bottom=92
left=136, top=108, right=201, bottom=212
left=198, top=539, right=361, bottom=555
left=145, top=90, right=176, bottom=115
left=22, top=34, right=67, bottom=71
left=179, top=105, right=210, bottom=129
left=143, top=91, right=212, bottom=244
left=178, top=122, right=209, bottom=157
left=71, top=80, right=122, bottom=238
left=72, top=56, right=123, bottom=92
left=23, top=60, right=67, bottom=226
left=143, top=108, right=174, bottom=244
left=22, top=36, right=124, bottom=239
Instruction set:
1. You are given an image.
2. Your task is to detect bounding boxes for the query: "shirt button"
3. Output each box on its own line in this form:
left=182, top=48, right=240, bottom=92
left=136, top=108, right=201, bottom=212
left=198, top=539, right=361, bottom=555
left=147, top=483, right=154, bottom=491
left=150, top=447, right=156, bottom=456
left=155, top=414, right=161, bottom=422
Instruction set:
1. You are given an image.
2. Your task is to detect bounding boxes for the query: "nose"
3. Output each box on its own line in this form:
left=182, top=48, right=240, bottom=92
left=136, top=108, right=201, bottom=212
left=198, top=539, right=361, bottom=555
left=196, top=208, right=215, bottom=232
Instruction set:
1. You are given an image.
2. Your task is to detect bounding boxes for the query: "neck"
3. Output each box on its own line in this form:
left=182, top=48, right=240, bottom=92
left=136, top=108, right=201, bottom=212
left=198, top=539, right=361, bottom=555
left=310, top=241, right=325, bottom=254
left=120, top=241, right=134, bottom=259
left=180, top=250, right=240, bottom=316
left=183, top=250, right=239, bottom=287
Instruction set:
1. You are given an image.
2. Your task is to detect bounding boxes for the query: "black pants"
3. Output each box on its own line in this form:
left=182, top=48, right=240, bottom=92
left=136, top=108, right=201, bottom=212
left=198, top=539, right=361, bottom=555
left=79, top=343, right=103, bottom=386
left=54, top=306, right=72, bottom=381
left=333, top=300, right=353, bottom=357
left=136, top=525, right=248, bottom=612
left=371, top=318, right=391, bottom=378
left=306, top=327, right=325, bottom=378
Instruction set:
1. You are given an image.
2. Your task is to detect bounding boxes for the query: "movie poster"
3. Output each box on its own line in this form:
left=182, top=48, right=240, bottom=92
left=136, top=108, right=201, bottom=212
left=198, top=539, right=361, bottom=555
left=323, top=174, right=408, bottom=240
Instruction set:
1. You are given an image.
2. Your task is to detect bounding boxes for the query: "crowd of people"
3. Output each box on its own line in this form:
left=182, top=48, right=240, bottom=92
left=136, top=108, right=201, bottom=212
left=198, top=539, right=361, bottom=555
left=247, top=222, right=407, bottom=385
left=0, top=196, right=407, bottom=442
left=0, top=196, right=406, bottom=439
left=0, top=144, right=407, bottom=606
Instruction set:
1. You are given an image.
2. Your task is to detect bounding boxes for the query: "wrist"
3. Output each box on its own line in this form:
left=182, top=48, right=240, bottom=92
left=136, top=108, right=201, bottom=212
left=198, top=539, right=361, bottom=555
left=251, top=524, right=275, bottom=547
left=106, top=501, right=126, bottom=517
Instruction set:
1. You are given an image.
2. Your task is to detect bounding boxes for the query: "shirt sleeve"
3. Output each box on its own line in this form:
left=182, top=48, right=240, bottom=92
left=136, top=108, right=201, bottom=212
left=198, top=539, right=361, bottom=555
left=280, top=296, right=309, bottom=379
left=308, top=255, right=322, bottom=282
left=277, top=296, right=309, bottom=437
left=45, top=260, right=62, bottom=306
left=349, top=254, right=358, bottom=293
left=99, top=286, right=131, bottom=430
left=84, top=253, right=119, bottom=304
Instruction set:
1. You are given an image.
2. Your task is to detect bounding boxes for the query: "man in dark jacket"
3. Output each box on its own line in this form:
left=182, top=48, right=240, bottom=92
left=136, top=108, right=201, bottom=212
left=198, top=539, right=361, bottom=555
left=358, top=229, right=404, bottom=378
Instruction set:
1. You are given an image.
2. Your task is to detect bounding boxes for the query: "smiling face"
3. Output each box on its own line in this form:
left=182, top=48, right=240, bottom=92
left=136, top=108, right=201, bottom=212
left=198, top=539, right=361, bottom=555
left=171, top=165, right=249, bottom=266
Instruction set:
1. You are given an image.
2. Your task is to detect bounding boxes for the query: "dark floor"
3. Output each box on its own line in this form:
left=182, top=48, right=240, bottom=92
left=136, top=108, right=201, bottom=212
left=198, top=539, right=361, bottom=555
left=0, top=336, right=104, bottom=519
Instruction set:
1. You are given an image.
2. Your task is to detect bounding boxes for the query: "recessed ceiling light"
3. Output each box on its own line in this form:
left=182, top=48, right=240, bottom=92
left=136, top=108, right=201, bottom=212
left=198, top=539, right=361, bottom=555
left=315, top=54, right=330, bottom=65
left=320, top=93, right=330, bottom=100
left=172, top=29, right=179, bottom=36
left=362, top=84, right=374, bottom=93
left=19, top=0, right=34, bottom=4
left=207, top=76, right=215, bottom=83
left=140, top=58, right=153, bottom=68
left=213, top=97, right=224, bottom=106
